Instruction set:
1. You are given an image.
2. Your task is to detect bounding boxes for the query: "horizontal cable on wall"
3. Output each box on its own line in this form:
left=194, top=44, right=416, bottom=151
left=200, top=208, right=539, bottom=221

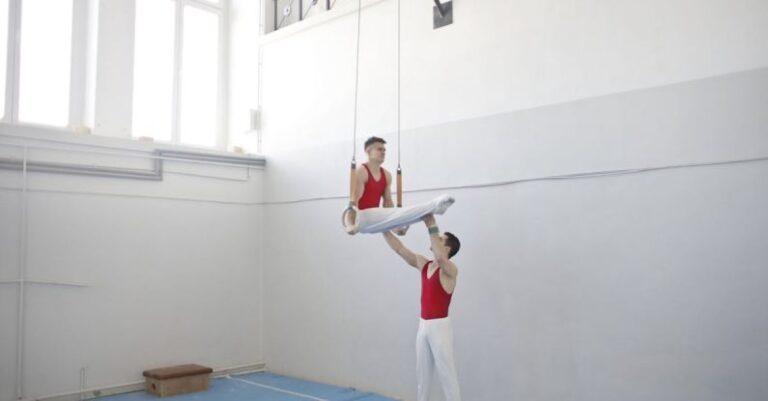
left=1, top=155, right=765, bottom=206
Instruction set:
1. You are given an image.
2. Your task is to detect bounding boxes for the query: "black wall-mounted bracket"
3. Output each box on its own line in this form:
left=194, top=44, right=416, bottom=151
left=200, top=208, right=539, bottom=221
left=433, top=0, right=453, bottom=29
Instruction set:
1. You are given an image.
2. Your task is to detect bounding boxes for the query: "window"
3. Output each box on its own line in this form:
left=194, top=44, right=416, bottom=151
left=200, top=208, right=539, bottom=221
left=179, top=6, right=219, bottom=147
left=132, top=0, right=175, bottom=142
left=17, top=0, right=73, bottom=126
left=2, top=0, right=95, bottom=128
left=0, top=0, right=8, bottom=119
left=133, top=0, right=224, bottom=149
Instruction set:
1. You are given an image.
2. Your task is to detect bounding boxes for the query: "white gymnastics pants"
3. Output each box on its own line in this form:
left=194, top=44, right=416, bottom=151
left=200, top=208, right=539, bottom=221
left=416, top=317, right=461, bottom=401
left=355, top=194, right=455, bottom=234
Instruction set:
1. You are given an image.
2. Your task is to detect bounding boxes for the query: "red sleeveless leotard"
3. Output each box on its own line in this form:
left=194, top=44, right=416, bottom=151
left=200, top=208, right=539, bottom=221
left=421, top=261, right=453, bottom=320
left=358, top=164, right=387, bottom=210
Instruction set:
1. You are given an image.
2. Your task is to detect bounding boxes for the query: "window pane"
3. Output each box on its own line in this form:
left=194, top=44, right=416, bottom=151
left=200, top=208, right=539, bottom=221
left=179, top=7, right=219, bottom=148
left=18, top=0, right=73, bottom=126
left=0, top=0, right=8, bottom=118
left=132, top=0, right=174, bottom=142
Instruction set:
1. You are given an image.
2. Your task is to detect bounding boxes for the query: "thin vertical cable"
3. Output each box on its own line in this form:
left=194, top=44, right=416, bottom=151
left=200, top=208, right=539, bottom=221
left=16, top=145, right=28, bottom=400
left=396, top=0, right=401, bottom=168
left=351, top=0, right=362, bottom=160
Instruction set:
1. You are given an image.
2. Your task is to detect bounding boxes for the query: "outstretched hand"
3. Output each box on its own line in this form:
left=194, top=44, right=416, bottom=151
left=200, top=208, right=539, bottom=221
left=422, top=214, right=436, bottom=226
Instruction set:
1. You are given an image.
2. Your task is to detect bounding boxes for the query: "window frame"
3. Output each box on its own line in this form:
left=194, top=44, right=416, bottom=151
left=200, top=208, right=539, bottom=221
left=2, top=0, right=95, bottom=131
left=1, top=0, right=230, bottom=152
left=134, top=0, right=228, bottom=150
left=2, top=0, right=22, bottom=124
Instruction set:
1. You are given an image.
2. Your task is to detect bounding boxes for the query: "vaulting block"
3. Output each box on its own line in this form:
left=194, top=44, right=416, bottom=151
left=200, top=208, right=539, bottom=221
left=142, top=364, right=213, bottom=397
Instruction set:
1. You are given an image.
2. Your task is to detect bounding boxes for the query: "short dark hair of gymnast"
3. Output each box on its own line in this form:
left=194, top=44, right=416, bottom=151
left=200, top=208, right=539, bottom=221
left=444, top=232, right=460, bottom=259
left=364, top=136, right=386, bottom=150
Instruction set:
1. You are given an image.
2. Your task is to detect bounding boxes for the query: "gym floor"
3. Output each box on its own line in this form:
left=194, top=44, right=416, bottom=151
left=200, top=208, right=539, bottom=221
left=97, top=372, right=398, bottom=401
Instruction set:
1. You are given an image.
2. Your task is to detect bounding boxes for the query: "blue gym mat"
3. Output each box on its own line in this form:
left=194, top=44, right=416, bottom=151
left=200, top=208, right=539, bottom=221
left=96, top=372, right=398, bottom=401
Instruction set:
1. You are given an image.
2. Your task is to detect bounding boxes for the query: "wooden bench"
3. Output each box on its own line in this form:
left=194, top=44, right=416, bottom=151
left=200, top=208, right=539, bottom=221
left=142, top=364, right=213, bottom=397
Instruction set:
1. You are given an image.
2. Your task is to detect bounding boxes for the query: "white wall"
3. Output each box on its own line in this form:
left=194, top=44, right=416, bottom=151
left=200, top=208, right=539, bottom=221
left=0, top=125, right=265, bottom=401
left=258, top=0, right=768, bottom=400
left=1, top=1, right=268, bottom=400
left=0, top=0, right=264, bottom=401
left=259, top=0, right=768, bottom=157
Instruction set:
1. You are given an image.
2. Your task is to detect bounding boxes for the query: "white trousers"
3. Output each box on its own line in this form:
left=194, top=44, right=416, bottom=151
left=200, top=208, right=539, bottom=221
left=416, top=317, right=461, bottom=401
left=355, top=195, right=455, bottom=234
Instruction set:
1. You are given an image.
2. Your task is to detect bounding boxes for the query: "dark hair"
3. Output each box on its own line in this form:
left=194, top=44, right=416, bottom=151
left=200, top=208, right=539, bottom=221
left=444, top=232, right=460, bottom=259
left=364, top=136, right=386, bottom=150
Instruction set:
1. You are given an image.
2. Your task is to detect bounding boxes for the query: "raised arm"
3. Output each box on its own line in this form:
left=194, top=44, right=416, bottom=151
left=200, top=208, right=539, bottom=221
left=382, top=170, right=394, bottom=208
left=383, top=170, right=410, bottom=236
left=423, top=214, right=458, bottom=278
left=383, top=231, right=426, bottom=270
left=352, top=167, right=367, bottom=207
